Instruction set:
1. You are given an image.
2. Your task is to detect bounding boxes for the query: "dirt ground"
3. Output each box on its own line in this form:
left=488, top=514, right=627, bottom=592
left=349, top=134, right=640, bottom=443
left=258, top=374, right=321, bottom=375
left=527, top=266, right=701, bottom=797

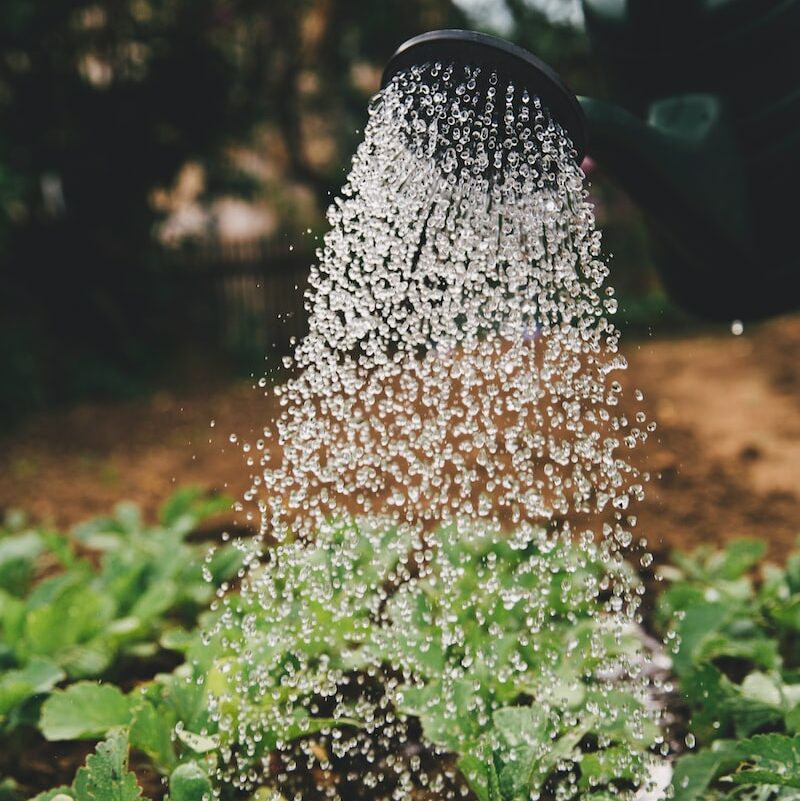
left=2, top=314, right=799, bottom=559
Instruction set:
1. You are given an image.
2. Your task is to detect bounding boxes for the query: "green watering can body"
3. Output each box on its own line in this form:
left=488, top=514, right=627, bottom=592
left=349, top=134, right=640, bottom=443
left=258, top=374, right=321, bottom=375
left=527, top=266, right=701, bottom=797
left=580, top=0, right=800, bottom=320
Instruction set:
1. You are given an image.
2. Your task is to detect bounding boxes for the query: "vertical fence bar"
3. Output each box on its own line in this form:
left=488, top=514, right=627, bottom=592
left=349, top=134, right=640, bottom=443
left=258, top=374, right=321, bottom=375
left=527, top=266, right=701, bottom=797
left=166, top=240, right=311, bottom=362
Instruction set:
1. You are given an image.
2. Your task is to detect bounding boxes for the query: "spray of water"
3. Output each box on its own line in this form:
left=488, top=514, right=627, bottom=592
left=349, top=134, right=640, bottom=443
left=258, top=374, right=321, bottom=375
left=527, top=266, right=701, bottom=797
left=205, top=61, right=666, bottom=799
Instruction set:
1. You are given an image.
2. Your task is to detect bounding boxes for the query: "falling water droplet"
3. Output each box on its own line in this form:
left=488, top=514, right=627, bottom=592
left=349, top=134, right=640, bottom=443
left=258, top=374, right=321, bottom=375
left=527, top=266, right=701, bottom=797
left=201, top=60, right=663, bottom=800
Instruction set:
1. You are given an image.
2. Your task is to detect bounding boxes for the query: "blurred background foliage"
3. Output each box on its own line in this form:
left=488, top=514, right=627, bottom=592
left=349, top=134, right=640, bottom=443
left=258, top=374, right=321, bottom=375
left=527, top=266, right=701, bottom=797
left=0, top=0, right=673, bottom=424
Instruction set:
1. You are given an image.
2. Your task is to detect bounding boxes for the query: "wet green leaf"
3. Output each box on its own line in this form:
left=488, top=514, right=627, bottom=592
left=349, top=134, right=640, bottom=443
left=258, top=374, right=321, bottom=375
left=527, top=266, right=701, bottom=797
left=727, top=734, right=800, bottom=787
left=671, top=746, right=742, bottom=801
left=41, top=682, right=133, bottom=740
left=72, top=728, right=141, bottom=801
left=129, top=699, right=176, bottom=771
left=168, top=762, right=211, bottom=801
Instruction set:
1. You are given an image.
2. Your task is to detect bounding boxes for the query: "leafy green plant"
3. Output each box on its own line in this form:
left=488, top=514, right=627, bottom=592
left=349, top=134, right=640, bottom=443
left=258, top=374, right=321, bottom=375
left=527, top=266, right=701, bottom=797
left=15, top=519, right=662, bottom=801
left=29, top=728, right=142, bottom=801
left=28, top=498, right=800, bottom=801
left=189, top=525, right=660, bottom=799
left=0, top=488, right=241, bottom=735
left=35, top=668, right=218, bottom=800
left=27, top=726, right=214, bottom=801
left=659, top=538, right=800, bottom=800
left=378, top=532, right=658, bottom=800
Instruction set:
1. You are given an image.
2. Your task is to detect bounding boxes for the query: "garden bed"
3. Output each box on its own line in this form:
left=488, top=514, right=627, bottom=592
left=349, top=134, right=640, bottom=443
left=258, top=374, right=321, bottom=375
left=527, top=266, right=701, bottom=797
left=1, top=317, right=799, bottom=799
left=3, top=489, right=800, bottom=800
left=2, top=316, right=800, bottom=553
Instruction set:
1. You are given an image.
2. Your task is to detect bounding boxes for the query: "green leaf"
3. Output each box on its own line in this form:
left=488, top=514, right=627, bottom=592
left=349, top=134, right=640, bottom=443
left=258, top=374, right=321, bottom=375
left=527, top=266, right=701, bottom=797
left=0, top=531, right=43, bottom=595
left=382, top=591, right=445, bottom=675
left=40, top=532, right=78, bottom=571
left=168, top=762, right=211, bottom=801
left=579, top=746, right=642, bottom=789
left=458, top=745, right=501, bottom=801
left=493, top=705, right=550, bottom=750
left=587, top=688, right=658, bottom=747
left=159, top=487, right=229, bottom=535
left=28, top=788, right=74, bottom=801
left=160, top=487, right=206, bottom=528
left=671, top=539, right=765, bottom=584
left=498, top=758, right=526, bottom=800
left=159, top=628, right=195, bottom=653
left=129, top=580, right=177, bottom=624
left=145, top=672, right=210, bottom=734
left=399, top=678, right=483, bottom=752
left=671, top=745, right=742, bottom=801
left=695, top=633, right=780, bottom=672
left=113, top=503, right=143, bottom=537
left=492, top=705, right=588, bottom=799
left=786, top=551, right=800, bottom=594
left=769, top=597, right=800, bottom=633
left=205, top=545, right=244, bottom=584
left=727, top=696, right=784, bottom=739
left=727, top=734, right=800, bottom=787
left=786, top=704, right=800, bottom=734
left=715, top=540, right=767, bottom=581
left=25, top=583, right=114, bottom=669
left=741, top=672, right=782, bottom=706
left=0, top=658, right=65, bottom=716
left=0, top=589, right=26, bottom=654
left=41, top=682, right=133, bottom=740
left=57, top=644, right=114, bottom=680
left=73, top=523, right=125, bottom=552
left=73, top=728, right=142, bottom=801
left=683, top=664, right=783, bottom=740
left=672, top=601, right=730, bottom=676
left=656, top=584, right=706, bottom=628
left=175, top=728, right=219, bottom=754
left=129, top=699, right=176, bottom=771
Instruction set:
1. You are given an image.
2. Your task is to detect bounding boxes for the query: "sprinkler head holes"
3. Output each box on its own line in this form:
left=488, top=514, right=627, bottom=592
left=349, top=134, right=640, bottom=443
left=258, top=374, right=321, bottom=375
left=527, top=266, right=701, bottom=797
left=381, top=29, right=587, bottom=163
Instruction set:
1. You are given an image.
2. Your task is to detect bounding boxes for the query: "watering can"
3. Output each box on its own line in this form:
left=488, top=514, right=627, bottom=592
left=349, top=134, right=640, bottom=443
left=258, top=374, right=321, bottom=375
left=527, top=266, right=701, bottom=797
left=382, top=0, right=800, bottom=321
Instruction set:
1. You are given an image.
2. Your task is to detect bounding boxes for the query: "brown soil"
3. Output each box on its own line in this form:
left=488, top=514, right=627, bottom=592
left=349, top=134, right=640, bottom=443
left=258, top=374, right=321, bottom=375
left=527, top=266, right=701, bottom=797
left=630, top=314, right=800, bottom=558
left=1, top=315, right=799, bottom=558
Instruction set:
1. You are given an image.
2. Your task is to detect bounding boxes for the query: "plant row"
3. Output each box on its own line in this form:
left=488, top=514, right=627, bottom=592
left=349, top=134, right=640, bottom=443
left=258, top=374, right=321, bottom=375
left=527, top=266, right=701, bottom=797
left=1, top=492, right=799, bottom=799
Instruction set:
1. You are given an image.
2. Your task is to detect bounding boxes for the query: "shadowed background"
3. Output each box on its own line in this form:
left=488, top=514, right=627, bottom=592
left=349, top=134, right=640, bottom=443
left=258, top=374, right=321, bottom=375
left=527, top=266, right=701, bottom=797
left=1, top=0, right=798, bottom=555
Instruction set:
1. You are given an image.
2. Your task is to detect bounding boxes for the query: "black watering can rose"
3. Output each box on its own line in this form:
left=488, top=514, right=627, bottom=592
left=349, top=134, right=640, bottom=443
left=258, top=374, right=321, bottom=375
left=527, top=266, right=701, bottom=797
left=384, top=0, right=800, bottom=321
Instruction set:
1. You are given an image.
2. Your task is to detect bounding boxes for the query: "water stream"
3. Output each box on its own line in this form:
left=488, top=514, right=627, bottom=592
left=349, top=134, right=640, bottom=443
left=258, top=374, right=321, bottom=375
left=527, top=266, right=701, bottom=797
left=205, top=61, right=667, bottom=800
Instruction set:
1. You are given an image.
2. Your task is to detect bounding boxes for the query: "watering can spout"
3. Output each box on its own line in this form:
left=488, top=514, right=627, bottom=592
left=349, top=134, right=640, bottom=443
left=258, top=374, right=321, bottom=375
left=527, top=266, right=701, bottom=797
left=578, top=94, right=761, bottom=320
